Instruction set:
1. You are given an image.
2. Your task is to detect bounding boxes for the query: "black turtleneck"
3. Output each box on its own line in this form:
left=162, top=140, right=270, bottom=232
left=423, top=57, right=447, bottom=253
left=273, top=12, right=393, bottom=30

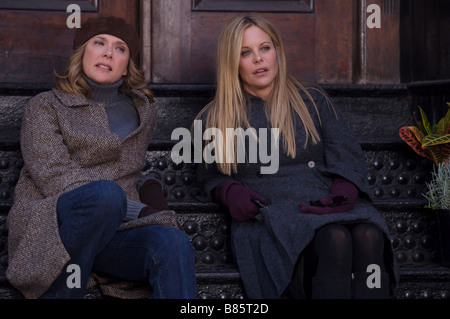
left=84, top=75, right=140, bottom=140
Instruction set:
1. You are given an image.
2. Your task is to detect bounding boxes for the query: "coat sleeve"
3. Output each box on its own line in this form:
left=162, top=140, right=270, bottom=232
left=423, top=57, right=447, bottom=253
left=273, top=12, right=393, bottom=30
left=20, top=93, right=107, bottom=197
left=195, top=160, right=232, bottom=203
left=192, top=111, right=234, bottom=203
left=309, top=88, right=373, bottom=201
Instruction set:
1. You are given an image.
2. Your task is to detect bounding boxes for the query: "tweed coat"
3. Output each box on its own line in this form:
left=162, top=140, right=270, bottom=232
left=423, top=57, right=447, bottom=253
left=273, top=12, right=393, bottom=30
left=197, top=88, right=399, bottom=299
left=6, top=87, right=176, bottom=299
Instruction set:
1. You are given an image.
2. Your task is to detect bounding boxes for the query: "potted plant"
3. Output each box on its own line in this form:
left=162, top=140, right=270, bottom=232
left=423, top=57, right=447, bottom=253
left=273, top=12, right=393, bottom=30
left=399, top=103, right=450, bottom=166
left=399, top=102, right=450, bottom=266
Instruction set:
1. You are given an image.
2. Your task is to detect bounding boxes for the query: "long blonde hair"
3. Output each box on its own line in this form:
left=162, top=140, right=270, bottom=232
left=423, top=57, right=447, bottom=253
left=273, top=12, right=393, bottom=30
left=196, top=13, right=322, bottom=175
left=53, top=42, right=153, bottom=101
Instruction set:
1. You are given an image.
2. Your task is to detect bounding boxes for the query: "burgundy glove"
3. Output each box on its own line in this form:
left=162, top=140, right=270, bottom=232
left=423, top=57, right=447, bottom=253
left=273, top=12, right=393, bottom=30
left=139, top=179, right=169, bottom=211
left=214, top=180, right=267, bottom=222
left=299, top=176, right=359, bottom=215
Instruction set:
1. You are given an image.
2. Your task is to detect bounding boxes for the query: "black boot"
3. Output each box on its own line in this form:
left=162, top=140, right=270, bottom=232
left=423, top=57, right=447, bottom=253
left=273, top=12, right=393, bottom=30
left=311, top=274, right=351, bottom=299
left=352, top=272, right=390, bottom=299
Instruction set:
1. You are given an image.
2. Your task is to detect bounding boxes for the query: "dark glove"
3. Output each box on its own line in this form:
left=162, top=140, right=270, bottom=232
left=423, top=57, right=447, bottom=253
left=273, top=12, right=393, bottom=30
left=214, top=180, right=267, bottom=222
left=139, top=179, right=169, bottom=211
left=299, top=176, right=359, bottom=215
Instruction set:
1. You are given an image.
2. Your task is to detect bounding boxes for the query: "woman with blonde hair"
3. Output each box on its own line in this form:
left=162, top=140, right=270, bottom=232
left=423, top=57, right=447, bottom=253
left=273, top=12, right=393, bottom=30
left=196, top=13, right=399, bottom=299
left=7, top=16, right=196, bottom=299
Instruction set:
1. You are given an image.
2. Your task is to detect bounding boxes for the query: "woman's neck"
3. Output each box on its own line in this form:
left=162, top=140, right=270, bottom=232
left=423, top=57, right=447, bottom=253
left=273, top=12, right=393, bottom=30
left=83, top=74, right=124, bottom=104
left=243, top=85, right=273, bottom=102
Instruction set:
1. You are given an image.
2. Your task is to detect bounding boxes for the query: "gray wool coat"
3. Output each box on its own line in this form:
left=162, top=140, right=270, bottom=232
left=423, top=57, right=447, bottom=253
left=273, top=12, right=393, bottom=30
left=6, top=88, right=177, bottom=299
left=197, top=88, right=399, bottom=299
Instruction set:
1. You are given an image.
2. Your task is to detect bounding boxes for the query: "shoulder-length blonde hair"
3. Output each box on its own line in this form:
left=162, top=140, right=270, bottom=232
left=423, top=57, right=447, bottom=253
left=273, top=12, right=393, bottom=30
left=53, top=42, right=153, bottom=101
left=196, top=13, right=322, bottom=175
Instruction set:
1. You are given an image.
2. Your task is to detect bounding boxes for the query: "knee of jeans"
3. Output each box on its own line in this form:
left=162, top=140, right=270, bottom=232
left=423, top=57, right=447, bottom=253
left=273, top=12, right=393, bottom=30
left=89, top=180, right=127, bottom=222
left=157, top=228, right=195, bottom=262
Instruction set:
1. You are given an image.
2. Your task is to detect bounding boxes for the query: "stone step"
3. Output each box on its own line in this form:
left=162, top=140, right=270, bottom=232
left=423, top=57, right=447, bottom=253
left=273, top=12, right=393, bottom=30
left=2, top=262, right=450, bottom=299
left=198, top=265, right=450, bottom=300
left=194, top=265, right=450, bottom=300
left=2, top=170, right=450, bottom=299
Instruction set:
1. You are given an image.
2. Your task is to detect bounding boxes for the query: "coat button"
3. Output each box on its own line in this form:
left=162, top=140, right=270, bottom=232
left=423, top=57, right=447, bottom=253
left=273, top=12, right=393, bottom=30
left=308, top=161, right=315, bottom=168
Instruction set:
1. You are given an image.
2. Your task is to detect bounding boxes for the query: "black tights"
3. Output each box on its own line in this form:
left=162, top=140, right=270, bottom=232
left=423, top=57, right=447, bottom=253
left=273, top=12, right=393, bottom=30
left=290, top=223, right=387, bottom=298
left=308, top=223, right=386, bottom=276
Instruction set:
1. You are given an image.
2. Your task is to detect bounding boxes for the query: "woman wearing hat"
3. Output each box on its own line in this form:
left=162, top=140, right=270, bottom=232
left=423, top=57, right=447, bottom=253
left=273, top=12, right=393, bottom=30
left=6, top=16, right=197, bottom=299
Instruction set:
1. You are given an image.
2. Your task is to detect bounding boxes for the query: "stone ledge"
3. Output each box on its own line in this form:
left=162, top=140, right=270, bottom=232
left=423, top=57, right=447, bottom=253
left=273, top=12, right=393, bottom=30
left=2, top=264, right=450, bottom=299
left=1, top=141, right=432, bottom=208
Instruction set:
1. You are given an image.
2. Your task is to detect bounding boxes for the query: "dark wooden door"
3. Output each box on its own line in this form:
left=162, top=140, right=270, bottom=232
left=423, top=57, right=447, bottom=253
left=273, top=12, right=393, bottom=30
left=0, top=0, right=409, bottom=86
left=0, top=0, right=139, bottom=85
left=148, top=0, right=402, bottom=84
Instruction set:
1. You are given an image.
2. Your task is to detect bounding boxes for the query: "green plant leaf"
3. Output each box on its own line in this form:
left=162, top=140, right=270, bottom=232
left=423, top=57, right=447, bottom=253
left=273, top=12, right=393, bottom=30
left=399, top=126, right=422, bottom=145
left=433, top=103, right=450, bottom=134
left=418, top=106, right=433, bottom=135
left=400, top=102, right=450, bottom=166
left=441, top=143, right=450, bottom=159
left=399, top=126, right=433, bottom=162
left=427, top=147, right=445, bottom=166
left=422, top=133, right=450, bottom=147
left=400, top=126, right=424, bottom=143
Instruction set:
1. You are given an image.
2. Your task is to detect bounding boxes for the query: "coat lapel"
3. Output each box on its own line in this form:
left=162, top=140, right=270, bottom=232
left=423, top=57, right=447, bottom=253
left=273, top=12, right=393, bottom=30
left=52, top=88, right=91, bottom=107
left=52, top=87, right=153, bottom=142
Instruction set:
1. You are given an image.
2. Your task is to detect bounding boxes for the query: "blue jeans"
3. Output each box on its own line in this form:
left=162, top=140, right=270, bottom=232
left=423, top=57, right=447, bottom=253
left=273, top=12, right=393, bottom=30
left=40, top=180, right=197, bottom=299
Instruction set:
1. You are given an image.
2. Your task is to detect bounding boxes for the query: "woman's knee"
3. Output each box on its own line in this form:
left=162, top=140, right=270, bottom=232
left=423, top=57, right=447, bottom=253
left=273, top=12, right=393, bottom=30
left=167, top=228, right=194, bottom=256
left=315, top=224, right=352, bottom=248
left=351, top=223, right=385, bottom=259
left=313, top=224, right=353, bottom=274
left=87, top=180, right=127, bottom=220
left=351, top=223, right=386, bottom=272
left=351, top=223, right=383, bottom=247
left=91, top=180, right=126, bottom=206
left=152, top=227, right=195, bottom=262
left=58, top=180, right=127, bottom=225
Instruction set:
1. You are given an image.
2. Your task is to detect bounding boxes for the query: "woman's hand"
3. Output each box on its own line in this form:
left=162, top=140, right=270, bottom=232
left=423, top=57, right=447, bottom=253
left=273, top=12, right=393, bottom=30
left=139, top=179, right=169, bottom=211
left=299, top=177, right=358, bottom=215
left=214, top=180, right=267, bottom=222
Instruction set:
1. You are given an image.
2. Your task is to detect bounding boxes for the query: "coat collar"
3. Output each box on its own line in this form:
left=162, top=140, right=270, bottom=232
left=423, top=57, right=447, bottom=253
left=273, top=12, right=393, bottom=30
left=52, top=87, right=149, bottom=108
